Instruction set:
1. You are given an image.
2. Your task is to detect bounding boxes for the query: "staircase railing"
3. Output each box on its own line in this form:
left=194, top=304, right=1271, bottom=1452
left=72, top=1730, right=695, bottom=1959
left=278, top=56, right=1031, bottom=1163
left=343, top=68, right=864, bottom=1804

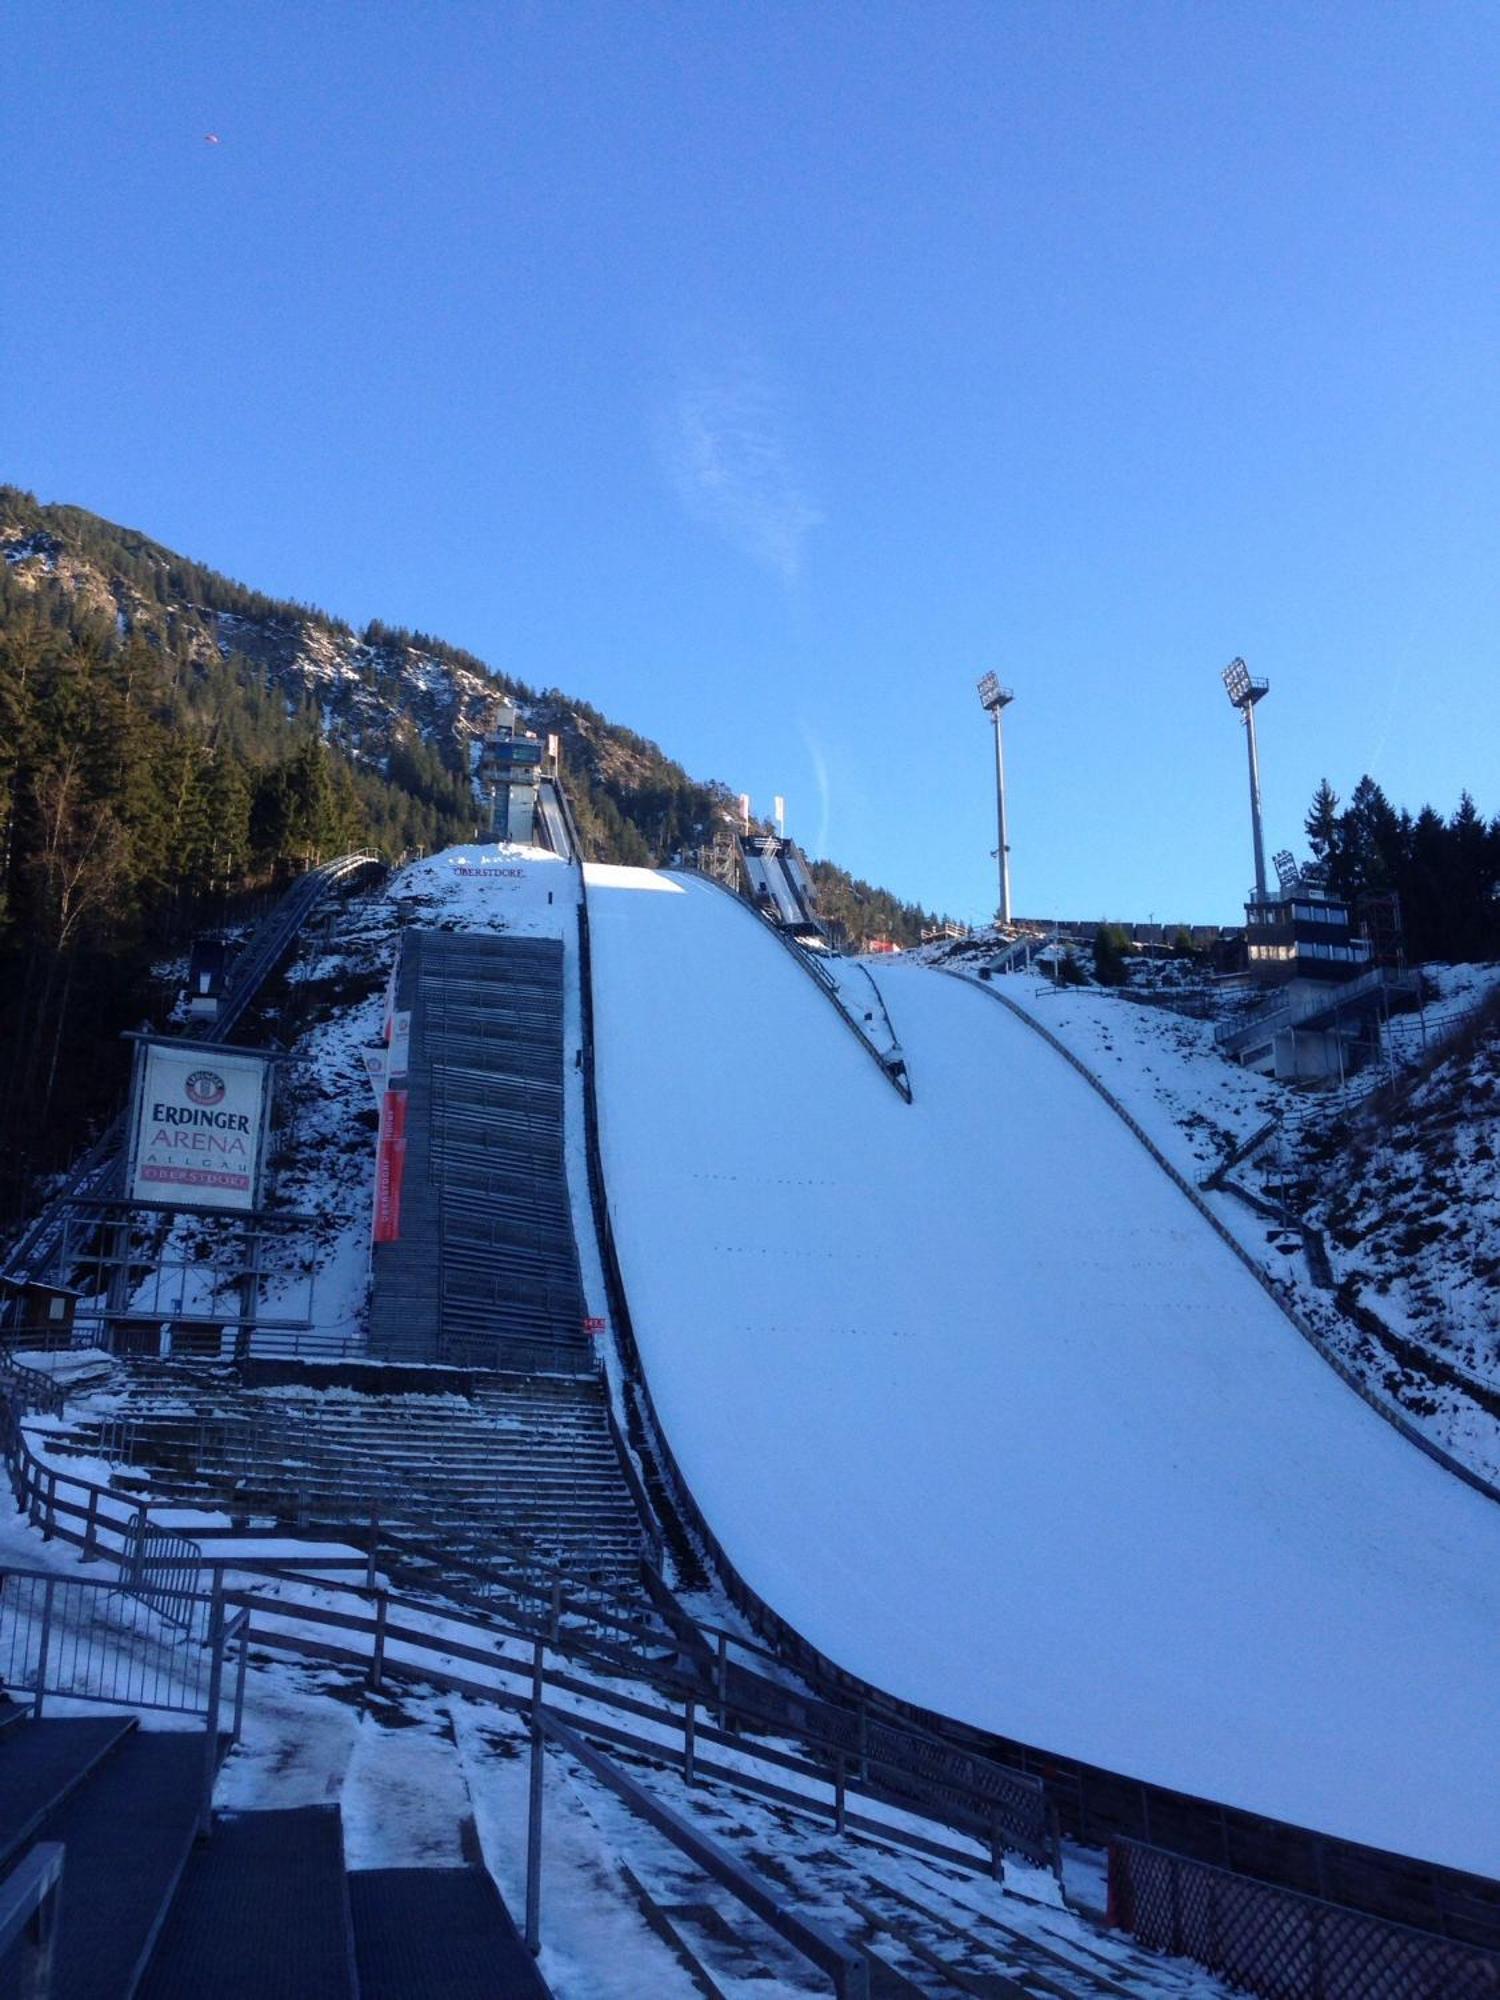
left=533, top=1710, right=870, bottom=1999
left=3, top=1381, right=1053, bottom=1874
left=218, top=1570, right=1041, bottom=1878
left=0, top=1844, right=64, bottom=2000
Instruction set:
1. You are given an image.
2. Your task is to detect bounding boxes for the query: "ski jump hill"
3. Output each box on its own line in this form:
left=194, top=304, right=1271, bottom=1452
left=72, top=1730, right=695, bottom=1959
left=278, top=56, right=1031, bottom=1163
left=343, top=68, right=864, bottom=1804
left=582, top=862, right=1500, bottom=1886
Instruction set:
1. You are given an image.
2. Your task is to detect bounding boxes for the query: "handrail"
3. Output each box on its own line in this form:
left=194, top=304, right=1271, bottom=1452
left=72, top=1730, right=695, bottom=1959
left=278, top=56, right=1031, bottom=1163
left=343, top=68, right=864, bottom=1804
left=946, top=968, right=1500, bottom=1510
left=1213, top=962, right=1401, bottom=1054
left=1198, top=1115, right=1281, bottom=1191
left=218, top=1575, right=1009, bottom=1881
left=0, top=1348, right=67, bottom=1419
left=539, top=1711, right=870, bottom=2000
left=673, top=867, right=912, bottom=1101
left=4, top=1389, right=1043, bottom=1867
left=0, top=1843, right=64, bottom=1997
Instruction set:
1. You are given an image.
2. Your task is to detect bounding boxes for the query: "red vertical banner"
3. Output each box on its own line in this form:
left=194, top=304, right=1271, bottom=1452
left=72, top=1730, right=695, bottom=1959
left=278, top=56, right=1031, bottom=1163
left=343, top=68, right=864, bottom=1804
left=372, top=1089, right=408, bottom=1244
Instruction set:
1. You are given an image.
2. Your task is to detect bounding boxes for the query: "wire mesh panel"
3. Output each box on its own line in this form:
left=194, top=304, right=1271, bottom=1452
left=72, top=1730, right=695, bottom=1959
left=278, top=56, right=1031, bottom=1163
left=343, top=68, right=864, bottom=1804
left=119, top=1511, right=209, bottom=1638
left=1110, top=1836, right=1500, bottom=2000
left=0, top=1567, right=215, bottom=1716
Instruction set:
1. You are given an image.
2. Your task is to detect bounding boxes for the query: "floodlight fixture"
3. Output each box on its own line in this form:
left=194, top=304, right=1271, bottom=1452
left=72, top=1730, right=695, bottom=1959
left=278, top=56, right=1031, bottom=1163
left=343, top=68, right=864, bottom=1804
left=977, top=672, right=1015, bottom=924
left=1222, top=657, right=1269, bottom=711
left=1273, top=850, right=1301, bottom=895
left=1221, top=656, right=1271, bottom=904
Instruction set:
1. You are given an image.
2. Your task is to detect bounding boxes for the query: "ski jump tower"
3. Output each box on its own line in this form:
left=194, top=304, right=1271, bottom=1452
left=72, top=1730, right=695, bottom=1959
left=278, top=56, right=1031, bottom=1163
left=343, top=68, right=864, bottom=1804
left=476, top=701, right=543, bottom=844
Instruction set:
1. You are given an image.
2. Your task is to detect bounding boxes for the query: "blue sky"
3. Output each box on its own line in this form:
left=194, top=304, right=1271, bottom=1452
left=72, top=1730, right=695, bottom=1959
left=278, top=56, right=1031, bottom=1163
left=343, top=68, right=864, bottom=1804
left=5, top=2, right=1497, bottom=924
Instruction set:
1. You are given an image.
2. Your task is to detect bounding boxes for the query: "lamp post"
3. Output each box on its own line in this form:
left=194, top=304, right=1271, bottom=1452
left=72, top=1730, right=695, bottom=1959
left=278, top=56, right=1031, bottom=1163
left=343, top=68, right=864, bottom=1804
left=1221, top=658, right=1270, bottom=905
left=977, top=673, right=1015, bottom=925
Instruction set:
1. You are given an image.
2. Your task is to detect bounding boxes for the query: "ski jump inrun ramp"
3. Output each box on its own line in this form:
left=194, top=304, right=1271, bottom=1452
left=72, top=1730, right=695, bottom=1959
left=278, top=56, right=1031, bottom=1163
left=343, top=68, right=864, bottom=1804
left=584, top=863, right=1500, bottom=1883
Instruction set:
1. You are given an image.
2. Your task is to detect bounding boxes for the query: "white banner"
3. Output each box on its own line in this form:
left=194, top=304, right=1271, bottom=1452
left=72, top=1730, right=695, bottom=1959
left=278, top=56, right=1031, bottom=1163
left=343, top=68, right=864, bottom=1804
left=360, top=1047, right=387, bottom=1109
left=387, top=1009, right=411, bottom=1082
left=128, top=1044, right=271, bottom=1212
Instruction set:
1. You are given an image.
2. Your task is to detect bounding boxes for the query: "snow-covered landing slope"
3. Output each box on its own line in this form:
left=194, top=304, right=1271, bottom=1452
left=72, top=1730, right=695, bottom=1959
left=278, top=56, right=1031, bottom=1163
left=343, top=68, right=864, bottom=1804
left=585, top=865, right=1500, bottom=1881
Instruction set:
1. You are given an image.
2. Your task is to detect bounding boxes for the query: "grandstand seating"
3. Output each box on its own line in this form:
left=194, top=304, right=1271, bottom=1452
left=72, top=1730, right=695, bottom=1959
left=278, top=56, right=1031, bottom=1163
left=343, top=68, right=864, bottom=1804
left=368, top=930, right=592, bottom=1376
left=45, top=1365, right=647, bottom=1592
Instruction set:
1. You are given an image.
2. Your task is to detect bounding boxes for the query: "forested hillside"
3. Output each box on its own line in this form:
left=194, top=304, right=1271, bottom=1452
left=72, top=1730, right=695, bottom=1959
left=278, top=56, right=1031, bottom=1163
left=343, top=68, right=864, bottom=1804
left=0, top=487, right=930, bottom=1227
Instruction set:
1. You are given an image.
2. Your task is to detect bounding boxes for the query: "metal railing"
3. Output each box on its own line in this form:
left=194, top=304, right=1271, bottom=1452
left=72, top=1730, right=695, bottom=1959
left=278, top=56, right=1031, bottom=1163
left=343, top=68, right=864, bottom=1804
left=1213, top=964, right=1404, bottom=1057
left=1109, top=1837, right=1500, bottom=2000
left=0, top=1844, right=64, bottom=2000
left=221, top=1573, right=1015, bottom=1885
left=531, top=1705, right=869, bottom=1998
left=4, top=1389, right=1044, bottom=1873
left=0, top=1566, right=245, bottom=1733
left=120, top=1510, right=209, bottom=1637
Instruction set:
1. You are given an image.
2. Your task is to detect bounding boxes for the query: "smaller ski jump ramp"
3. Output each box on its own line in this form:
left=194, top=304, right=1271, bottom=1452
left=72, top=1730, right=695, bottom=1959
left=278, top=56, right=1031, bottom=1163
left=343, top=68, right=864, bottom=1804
left=584, top=865, right=1500, bottom=1880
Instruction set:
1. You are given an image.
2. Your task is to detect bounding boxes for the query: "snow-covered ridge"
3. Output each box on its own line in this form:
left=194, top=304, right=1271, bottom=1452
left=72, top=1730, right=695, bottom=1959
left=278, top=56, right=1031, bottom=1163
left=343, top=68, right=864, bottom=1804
left=212, top=608, right=514, bottom=758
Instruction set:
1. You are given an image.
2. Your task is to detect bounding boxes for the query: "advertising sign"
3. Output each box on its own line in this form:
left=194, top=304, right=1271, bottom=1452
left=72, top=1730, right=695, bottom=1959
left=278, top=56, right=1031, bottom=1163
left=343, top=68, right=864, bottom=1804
left=372, top=1089, right=408, bottom=1244
left=128, top=1042, right=272, bottom=1212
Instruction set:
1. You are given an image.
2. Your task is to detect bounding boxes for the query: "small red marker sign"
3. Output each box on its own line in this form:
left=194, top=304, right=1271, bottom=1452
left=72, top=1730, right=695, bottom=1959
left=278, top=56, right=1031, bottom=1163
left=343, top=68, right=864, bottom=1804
left=583, top=1317, right=606, bottom=1334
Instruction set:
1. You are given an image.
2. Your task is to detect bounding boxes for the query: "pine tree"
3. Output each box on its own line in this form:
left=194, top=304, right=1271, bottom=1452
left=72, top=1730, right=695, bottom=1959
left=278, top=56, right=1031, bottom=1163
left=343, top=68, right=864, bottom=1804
left=1304, top=780, right=1341, bottom=868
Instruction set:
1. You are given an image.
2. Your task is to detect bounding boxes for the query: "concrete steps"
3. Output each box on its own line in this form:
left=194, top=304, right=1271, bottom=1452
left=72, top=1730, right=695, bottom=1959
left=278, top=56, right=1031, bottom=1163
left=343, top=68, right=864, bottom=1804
left=46, top=1362, right=652, bottom=1600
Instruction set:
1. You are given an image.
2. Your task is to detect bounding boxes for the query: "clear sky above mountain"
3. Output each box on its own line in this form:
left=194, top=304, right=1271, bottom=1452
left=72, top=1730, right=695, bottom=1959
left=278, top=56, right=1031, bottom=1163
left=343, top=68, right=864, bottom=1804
left=5, top=3, right=1497, bottom=924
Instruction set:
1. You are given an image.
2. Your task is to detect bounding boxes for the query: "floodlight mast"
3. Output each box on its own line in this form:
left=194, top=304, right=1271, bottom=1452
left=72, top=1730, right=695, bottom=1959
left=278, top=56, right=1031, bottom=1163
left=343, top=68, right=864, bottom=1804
left=1221, top=658, right=1270, bottom=905
left=977, top=674, right=1015, bottom=925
